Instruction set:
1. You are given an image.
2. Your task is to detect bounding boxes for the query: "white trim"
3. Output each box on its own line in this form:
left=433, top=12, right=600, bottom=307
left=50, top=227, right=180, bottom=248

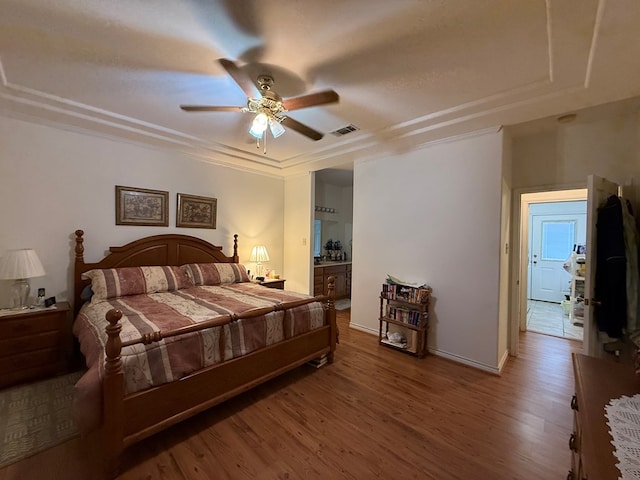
left=348, top=322, right=378, bottom=336
left=349, top=322, right=502, bottom=375
left=509, top=184, right=587, bottom=357
left=413, top=126, right=502, bottom=151
left=429, top=349, right=501, bottom=376
left=497, top=349, right=510, bottom=375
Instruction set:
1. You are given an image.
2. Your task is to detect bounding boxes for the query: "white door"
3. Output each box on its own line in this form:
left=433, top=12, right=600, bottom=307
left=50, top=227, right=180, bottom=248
left=583, top=175, right=620, bottom=356
left=529, top=216, right=576, bottom=302
left=528, top=202, right=587, bottom=303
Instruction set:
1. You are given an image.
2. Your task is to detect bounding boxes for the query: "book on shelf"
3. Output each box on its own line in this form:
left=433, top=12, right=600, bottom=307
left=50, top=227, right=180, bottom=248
left=385, top=305, right=428, bottom=326
left=381, top=279, right=432, bottom=304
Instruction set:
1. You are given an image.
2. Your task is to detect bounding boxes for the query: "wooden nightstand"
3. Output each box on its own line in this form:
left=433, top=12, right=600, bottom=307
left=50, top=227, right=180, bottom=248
left=257, top=279, right=286, bottom=290
left=0, top=302, right=72, bottom=389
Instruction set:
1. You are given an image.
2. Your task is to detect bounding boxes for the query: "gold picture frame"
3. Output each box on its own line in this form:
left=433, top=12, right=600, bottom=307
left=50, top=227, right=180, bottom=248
left=176, top=193, right=217, bottom=229
left=115, top=185, right=169, bottom=226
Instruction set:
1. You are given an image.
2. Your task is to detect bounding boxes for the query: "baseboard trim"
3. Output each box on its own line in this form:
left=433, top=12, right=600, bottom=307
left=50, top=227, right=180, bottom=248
left=349, top=322, right=501, bottom=374
left=348, top=322, right=378, bottom=335
left=429, top=349, right=501, bottom=375
left=497, top=349, right=510, bottom=375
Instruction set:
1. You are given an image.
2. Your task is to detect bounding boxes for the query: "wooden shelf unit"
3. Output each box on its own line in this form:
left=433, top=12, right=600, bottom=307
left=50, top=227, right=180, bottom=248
left=378, top=284, right=431, bottom=358
left=569, top=253, right=586, bottom=326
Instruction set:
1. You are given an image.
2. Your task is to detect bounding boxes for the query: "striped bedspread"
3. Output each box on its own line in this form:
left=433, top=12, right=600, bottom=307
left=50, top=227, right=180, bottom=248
left=73, top=283, right=326, bottom=395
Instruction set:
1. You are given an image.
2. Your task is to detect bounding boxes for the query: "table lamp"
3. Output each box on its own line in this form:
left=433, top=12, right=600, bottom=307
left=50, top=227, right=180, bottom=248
left=0, top=248, right=46, bottom=309
left=249, top=245, right=270, bottom=278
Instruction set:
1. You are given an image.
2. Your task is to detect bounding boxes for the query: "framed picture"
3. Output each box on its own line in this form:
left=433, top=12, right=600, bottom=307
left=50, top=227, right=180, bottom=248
left=177, top=193, right=217, bottom=229
left=115, top=185, right=169, bottom=226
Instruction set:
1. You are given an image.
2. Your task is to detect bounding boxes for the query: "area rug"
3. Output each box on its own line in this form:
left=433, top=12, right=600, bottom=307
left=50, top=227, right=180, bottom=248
left=0, top=371, right=83, bottom=468
left=334, top=298, right=351, bottom=310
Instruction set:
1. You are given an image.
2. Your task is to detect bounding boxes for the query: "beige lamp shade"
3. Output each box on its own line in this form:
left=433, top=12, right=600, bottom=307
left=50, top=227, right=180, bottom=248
left=249, top=245, right=270, bottom=263
left=249, top=245, right=270, bottom=277
left=0, top=249, right=46, bottom=309
left=0, top=249, right=46, bottom=280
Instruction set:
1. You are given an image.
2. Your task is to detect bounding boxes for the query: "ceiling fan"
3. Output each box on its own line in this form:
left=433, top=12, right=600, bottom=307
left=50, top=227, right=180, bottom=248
left=180, top=59, right=339, bottom=143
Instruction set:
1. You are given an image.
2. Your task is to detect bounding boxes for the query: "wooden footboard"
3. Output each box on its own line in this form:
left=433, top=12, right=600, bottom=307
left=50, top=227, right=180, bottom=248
left=103, top=283, right=336, bottom=477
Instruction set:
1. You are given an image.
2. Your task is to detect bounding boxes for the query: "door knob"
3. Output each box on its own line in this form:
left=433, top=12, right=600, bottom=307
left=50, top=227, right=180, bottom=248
left=587, top=298, right=602, bottom=307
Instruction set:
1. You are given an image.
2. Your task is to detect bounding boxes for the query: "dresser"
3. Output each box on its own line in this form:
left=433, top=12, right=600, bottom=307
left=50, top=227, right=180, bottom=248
left=0, top=302, right=72, bottom=389
left=570, top=353, right=640, bottom=479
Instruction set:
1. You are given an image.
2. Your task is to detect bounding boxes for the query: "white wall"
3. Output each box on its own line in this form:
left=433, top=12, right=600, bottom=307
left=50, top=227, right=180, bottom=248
left=350, top=129, right=505, bottom=372
left=511, top=113, right=640, bottom=210
left=284, top=173, right=313, bottom=294
left=0, top=115, right=285, bottom=307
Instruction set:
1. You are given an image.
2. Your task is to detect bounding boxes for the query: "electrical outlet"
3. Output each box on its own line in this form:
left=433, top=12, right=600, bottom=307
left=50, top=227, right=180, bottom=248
left=302, top=237, right=307, bottom=246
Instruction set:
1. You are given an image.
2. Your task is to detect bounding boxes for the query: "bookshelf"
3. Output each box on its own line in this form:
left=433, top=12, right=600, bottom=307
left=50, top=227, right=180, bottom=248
left=379, top=282, right=431, bottom=358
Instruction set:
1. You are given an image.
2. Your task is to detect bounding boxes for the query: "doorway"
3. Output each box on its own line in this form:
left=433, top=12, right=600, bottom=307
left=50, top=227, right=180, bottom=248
left=518, top=189, right=588, bottom=341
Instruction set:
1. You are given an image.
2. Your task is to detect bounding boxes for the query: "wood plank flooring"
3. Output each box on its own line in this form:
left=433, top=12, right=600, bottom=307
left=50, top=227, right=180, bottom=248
left=0, top=311, right=582, bottom=480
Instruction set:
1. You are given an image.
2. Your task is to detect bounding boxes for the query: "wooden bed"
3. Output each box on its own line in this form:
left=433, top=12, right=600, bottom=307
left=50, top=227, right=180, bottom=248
left=72, top=230, right=337, bottom=478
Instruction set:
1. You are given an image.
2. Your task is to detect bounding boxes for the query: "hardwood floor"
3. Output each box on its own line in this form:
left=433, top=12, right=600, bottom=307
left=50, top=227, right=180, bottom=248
left=0, top=311, right=582, bottom=480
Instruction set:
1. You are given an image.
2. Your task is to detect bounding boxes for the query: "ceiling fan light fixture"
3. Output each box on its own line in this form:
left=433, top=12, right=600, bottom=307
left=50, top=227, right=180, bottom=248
left=182, top=59, right=338, bottom=145
left=249, top=112, right=269, bottom=138
left=269, top=117, right=286, bottom=138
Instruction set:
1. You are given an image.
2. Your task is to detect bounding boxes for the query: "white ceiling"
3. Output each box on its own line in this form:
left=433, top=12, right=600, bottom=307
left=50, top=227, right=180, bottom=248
left=2, top=0, right=640, bottom=177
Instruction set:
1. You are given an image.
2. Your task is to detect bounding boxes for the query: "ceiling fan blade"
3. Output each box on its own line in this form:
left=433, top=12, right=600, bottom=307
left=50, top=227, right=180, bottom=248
left=282, top=90, right=339, bottom=111
left=281, top=116, right=324, bottom=141
left=180, top=105, right=243, bottom=112
left=218, top=58, right=259, bottom=98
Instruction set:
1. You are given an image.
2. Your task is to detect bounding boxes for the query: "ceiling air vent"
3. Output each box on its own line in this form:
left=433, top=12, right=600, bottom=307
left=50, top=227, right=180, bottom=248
left=331, top=124, right=360, bottom=137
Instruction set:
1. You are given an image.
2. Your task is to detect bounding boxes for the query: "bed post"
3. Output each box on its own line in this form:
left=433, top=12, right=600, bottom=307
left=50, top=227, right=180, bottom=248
left=74, top=230, right=85, bottom=316
left=232, top=234, right=239, bottom=263
left=326, top=276, right=338, bottom=362
left=104, top=309, right=125, bottom=478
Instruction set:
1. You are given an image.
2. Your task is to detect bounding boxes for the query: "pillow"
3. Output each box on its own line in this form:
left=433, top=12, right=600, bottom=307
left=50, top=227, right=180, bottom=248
left=182, top=263, right=250, bottom=286
left=82, top=265, right=193, bottom=302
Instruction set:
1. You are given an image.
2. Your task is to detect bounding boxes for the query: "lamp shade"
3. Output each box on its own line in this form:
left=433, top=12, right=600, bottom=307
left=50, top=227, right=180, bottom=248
left=249, top=245, right=270, bottom=263
left=0, top=249, right=46, bottom=280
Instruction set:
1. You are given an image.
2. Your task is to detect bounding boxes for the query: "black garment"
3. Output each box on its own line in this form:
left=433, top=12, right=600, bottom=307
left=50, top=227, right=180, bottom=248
left=595, top=195, right=627, bottom=338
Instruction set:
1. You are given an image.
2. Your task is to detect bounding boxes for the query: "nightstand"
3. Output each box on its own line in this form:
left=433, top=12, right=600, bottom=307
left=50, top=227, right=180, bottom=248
left=257, top=278, right=286, bottom=290
left=0, top=302, right=72, bottom=389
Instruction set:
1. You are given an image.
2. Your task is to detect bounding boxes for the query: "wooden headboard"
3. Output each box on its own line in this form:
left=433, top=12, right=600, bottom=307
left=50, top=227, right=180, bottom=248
left=73, top=229, right=239, bottom=315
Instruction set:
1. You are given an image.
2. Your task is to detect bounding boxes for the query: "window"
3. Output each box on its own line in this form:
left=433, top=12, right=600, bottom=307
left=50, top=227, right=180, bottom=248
left=541, top=221, right=575, bottom=261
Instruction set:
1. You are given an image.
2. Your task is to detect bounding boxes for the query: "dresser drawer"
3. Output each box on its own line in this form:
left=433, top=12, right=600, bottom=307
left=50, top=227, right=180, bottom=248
left=0, top=311, right=66, bottom=338
left=0, top=346, right=66, bottom=375
left=0, top=330, right=65, bottom=357
left=323, top=265, right=346, bottom=275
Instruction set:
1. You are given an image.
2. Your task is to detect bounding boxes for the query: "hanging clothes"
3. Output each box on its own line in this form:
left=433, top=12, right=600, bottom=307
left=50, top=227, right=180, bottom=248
left=595, top=195, right=627, bottom=338
left=622, top=198, right=640, bottom=338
